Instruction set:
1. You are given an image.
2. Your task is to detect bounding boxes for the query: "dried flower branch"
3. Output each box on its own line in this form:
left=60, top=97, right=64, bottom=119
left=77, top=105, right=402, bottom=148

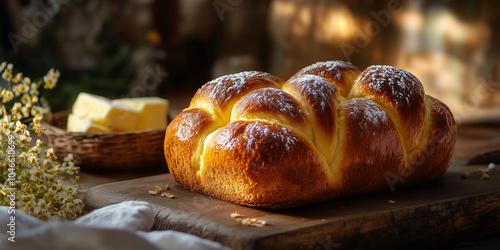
left=0, top=62, right=83, bottom=221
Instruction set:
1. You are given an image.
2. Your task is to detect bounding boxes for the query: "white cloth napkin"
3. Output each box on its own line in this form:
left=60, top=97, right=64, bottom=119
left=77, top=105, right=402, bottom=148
left=0, top=201, right=229, bottom=250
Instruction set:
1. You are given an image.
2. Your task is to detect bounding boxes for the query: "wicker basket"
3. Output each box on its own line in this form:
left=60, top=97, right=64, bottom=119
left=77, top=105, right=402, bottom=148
left=42, top=110, right=167, bottom=172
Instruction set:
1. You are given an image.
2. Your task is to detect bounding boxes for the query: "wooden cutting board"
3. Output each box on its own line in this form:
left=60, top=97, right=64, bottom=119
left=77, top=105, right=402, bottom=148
left=83, top=158, right=500, bottom=249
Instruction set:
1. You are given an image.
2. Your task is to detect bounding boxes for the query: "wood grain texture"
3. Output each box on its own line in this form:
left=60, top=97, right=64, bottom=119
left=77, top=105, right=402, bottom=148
left=83, top=158, right=500, bottom=249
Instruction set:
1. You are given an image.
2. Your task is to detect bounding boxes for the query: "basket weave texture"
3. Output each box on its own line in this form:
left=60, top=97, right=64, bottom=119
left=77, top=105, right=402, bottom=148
left=42, top=110, right=167, bottom=171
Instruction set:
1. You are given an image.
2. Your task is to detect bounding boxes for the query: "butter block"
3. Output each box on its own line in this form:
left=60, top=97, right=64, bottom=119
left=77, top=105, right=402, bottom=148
left=71, top=92, right=140, bottom=132
left=72, top=92, right=110, bottom=120
left=113, top=97, right=169, bottom=131
left=67, top=113, right=111, bottom=133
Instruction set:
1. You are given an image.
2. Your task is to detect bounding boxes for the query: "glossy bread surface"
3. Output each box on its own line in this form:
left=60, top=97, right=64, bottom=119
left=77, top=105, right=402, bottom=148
left=164, top=61, right=457, bottom=208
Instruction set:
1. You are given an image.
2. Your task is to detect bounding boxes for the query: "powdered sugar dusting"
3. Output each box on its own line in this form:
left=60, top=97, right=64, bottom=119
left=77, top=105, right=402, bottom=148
left=346, top=98, right=389, bottom=131
left=299, top=61, right=356, bottom=83
left=290, top=75, right=336, bottom=114
left=206, top=71, right=274, bottom=104
left=244, top=122, right=299, bottom=152
left=243, top=88, right=304, bottom=120
left=357, top=65, right=423, bottom=108
left=175, top=123, right=194, bottom=141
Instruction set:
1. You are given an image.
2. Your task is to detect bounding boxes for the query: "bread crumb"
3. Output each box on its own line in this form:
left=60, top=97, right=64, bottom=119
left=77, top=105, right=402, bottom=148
left=149, top=184, right=174, bottom=198
left=480, top=173, right=490, bottom=181
left=241, top=218, right=250, bottom=225
left=388, top=200, right=396, bottom=204
left=470, top=167, right=493, bottom=180
left=160, top=192, right=175, bottom=199
left=148, top=189, right=159, bottom=195
left=230, top=212, right=242, bottom=218
left=473, top=168, right=484, bottom=174
left=460, top=172, right=470, bottom=179
left=230, top=213, right=266, bottom=227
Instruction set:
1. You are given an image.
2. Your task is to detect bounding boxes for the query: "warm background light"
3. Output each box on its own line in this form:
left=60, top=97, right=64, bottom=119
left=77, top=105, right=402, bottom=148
left=0, top=0, right=498, bottom=123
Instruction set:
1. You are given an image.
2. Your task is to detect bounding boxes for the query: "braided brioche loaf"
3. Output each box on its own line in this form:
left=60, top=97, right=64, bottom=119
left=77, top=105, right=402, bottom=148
left=164, top=61, right=456, bottom=209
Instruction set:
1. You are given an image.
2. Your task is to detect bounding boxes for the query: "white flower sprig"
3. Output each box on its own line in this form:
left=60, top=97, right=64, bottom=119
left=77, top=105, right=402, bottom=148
left=0, top=62, right=83, bottom=221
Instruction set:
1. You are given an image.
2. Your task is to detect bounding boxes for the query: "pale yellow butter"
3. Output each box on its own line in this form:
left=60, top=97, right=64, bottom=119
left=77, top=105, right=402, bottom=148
left=71, top=92, right=139, bottom=132
left=67, top=113, right=111, bottom=133
left=71, top=92, right=110, bottom=121
left=113, top=97, right=169, bottom=131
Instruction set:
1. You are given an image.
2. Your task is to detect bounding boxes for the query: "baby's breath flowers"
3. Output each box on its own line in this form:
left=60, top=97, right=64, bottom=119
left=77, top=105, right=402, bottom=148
left=0, top=62, right=83, bottom=221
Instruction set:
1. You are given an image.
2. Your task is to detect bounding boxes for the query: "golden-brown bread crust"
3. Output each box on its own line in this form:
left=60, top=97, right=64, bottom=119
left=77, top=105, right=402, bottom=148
left=349, top=65, right=426, bottom=151
left=200, top=121, right=332, bottom=208
left=282, top=75, right=340, bottom=157
left=404, top=96, right=457, bottom=185
left=164, top=61, right=457, bottom=209
left=336, top=98, right=407, bottom=197
left=290, top=61, right=360, bottom=97
left=190, top=71, right=284, bottom=122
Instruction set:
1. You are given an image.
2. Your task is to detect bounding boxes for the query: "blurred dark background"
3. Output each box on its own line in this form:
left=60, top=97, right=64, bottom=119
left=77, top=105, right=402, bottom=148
left=1, top=0, right=499, bottom=122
